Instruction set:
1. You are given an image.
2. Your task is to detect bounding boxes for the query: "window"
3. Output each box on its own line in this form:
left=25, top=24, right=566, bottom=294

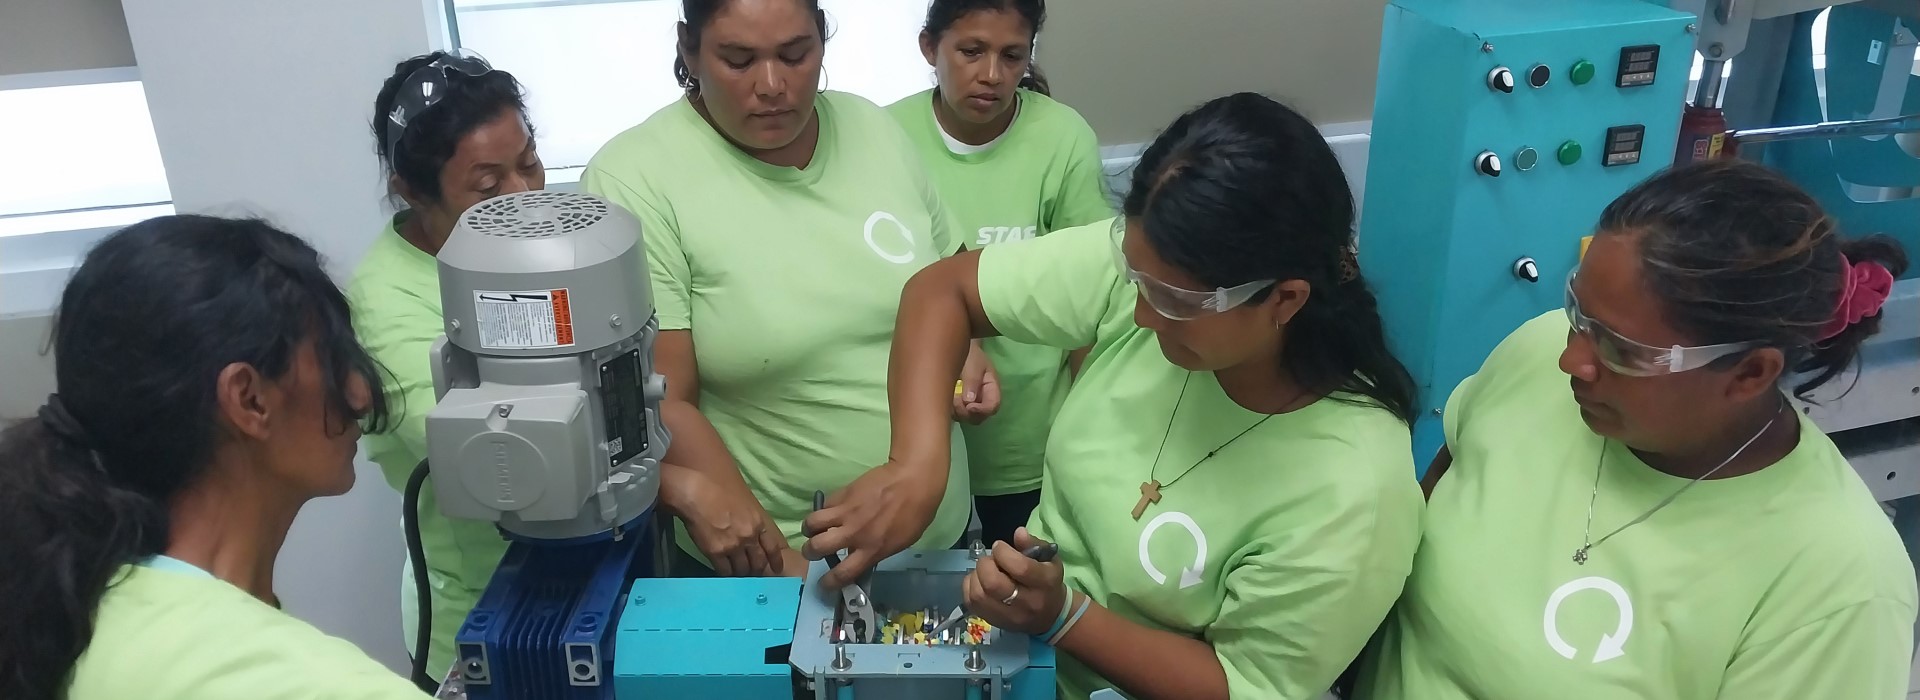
left=0, top=71, right=174, bottom=315
left=0, top=74, right=174, bottom=237
left=448, top=0, right=934, bottom=181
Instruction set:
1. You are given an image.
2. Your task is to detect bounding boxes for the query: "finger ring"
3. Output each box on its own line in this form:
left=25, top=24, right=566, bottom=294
left=1001, top=588, right=1020, bottom=606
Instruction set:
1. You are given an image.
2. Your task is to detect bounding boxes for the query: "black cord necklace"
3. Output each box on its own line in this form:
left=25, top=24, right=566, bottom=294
left=1131, top=372, right=1281, bottom=520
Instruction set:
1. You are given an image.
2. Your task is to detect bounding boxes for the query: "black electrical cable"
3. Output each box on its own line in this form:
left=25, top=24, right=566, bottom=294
left=403, top=458, right=435, bottom=692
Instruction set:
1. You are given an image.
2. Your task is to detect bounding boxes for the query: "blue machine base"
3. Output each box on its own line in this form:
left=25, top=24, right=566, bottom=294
left=454, top=514, right=656, bottom=700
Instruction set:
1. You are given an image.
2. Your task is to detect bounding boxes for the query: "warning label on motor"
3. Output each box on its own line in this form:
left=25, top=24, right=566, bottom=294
left=474, top=289, right=575, bottom=349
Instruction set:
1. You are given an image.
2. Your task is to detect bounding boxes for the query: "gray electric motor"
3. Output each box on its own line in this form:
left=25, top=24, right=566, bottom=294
left=425, top=190, right=669, bottom=541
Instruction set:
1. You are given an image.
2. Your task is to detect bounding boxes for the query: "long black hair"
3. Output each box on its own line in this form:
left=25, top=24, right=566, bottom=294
left=1598, top=158, right=1909, bottom=397
left=674, top=0, right=829, bottom=93
left=1125, top=92, right=1418, bottom=424
left=0, top=215, right=391, bottom=700
left=923, top=0, right=1051, bottom=96
left=372, top=51, right=530, bottom=203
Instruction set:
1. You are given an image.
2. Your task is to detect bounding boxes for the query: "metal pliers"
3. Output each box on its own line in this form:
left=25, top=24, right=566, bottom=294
left=813, top=490, right=878, bottom=643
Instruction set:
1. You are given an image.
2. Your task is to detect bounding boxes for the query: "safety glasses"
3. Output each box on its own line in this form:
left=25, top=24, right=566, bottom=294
left=1563, top=269, right=1758, bottom=376
left=1109, top=218, right=1274, bottom=321
left=383, top=50, right=495, bottom=159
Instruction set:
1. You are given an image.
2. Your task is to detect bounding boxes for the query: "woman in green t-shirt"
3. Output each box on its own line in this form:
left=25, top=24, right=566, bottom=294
left=0, top=216, right=425, bottom=700
left=582, top=0, right=983, bottom=588
left=1361, top=160, right=1915, bottom=699
left=856, top=93, right=1426, bottom=699
left=886, top=0, right=1115, bottom=546
left=348, top=52, right=549, bottom=681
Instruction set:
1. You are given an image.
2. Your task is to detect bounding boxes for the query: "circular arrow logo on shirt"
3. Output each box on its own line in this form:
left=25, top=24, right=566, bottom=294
left=862, top=211, right=918, bottom=264
left=1543, top=576, right=1634, bottom=663
left=1137, top=511, right=1208, bottom=589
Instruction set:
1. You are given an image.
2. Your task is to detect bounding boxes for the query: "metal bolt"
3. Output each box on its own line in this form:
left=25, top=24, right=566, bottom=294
left=610, top=314, right=623, bottom=328
left=1686, top=23, right=1698, bottom=34
left=449, top=319, right=462, bottom=332
left=756, top=593, right=768, bottom=605
left=634, top=595, right=646, bottom=605
left=496, top=405, right=512, bottom=417
left=1708, top=42, right=1725, bottom=57
left=1431, top=408, right=1443, bottom=416
left=964, top=647, right=985, bottom=672
left=1480, top=42, right=1494, bottom=53
left=832, top=643, right=852, bottom=671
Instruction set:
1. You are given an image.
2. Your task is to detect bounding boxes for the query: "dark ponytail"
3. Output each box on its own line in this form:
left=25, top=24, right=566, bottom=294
left=924, top=0, right=1050, bottom=96
left=0, top=215, right=390, bottom=700
left=1598, top=159, right=1910, bottom=399
left=1125, top=93, right=1418, bottom=424
left=675, top=0, right=828, bottom=92
left=0, top=418, right=170, bottom=700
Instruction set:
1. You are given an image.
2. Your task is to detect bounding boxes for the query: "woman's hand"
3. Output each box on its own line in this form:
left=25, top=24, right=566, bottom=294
left=661, top=463, right=792, bottom=577
left=964, top=528, right=1068, bottom=635
left=778, top=548, right=809, bottom=578
left=954, top=340, right=1001, bottom=424
left=801, top=459, right=947, bottom=588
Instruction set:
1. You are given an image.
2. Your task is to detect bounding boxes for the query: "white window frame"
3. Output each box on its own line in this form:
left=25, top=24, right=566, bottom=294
left=0, top=67, right=175, bottom=316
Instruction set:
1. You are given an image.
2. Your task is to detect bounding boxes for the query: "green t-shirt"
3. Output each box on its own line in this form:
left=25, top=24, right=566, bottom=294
left=976, top=220, right=1424, bottom=699
left=888, top=88, right=1114, bottom=495
left=69, top=560, right=426, bottom=699
left=581, top=91, right=972, bottom=558
left=1359, top=312, right=1918, bottom=699
left=348, top=219, right=507, bottom=677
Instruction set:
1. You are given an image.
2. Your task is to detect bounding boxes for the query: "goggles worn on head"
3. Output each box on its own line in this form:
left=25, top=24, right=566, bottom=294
left=384, top=50, right=495, bottom=160
left=1563, top=269, right=1758, bottom=376
left=1110, top=218, right=1275, bottom=321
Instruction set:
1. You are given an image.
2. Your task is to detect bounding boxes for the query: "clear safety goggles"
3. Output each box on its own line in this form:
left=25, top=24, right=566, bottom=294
left=1563, top=269, right=1758, bottom=376
left=383, top=50, right=495, bottom=159
left=1110, top=218, right=1275, bottom=321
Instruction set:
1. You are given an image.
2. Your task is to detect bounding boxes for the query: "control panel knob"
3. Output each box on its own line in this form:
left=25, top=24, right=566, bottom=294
left=1513, top=257, right=1541, bottom=283
left=1487, top=67, right=1516, bottom=93
left=1528, top=64, right=1552, bottom=88
left=1474, top=151, right=1502, bottom=178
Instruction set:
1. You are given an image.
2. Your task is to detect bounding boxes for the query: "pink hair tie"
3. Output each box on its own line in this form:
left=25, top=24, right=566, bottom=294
left=1815, top=256, right=1895, bottom=341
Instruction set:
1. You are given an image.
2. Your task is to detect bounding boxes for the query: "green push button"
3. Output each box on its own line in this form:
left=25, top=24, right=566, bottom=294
left=1558, top=140, right=1583, bottom=165
left=1570, top=59, right=1596, bottom=86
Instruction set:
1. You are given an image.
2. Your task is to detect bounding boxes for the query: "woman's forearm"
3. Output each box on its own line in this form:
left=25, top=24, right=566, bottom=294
left=660, top=398, right=750, bottom=489
left=1056, top=601, right=1231, bottom=700
left=886, top=259, right=987, bottom=468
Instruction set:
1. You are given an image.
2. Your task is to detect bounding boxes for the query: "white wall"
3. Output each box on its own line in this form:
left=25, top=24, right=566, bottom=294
left=119, top=0, right=443, bottom=672
left=0, top=0, right=136, bottom=76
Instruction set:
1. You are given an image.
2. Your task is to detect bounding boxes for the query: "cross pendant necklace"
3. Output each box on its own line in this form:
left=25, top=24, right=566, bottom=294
left=1132, top=481, right=1162, bottom=520
left=1131, top=373, right=1278, bottom=520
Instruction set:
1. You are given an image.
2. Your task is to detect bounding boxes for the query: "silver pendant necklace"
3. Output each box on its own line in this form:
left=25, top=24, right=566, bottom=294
left=1573, top=405, right=1782, bottom=565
